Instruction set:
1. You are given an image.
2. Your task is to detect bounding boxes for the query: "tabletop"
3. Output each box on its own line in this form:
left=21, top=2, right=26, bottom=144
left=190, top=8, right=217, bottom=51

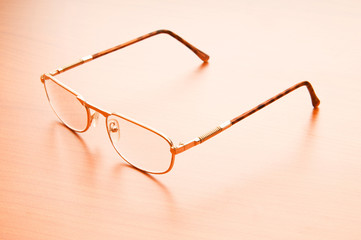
left=1, top=0, right=361, bottom=239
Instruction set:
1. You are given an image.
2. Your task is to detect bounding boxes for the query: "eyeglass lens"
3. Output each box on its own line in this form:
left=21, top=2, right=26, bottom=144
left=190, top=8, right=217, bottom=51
left=106, top=115, right=173, bottom=173
left=44, top=79, right=89, bottom=132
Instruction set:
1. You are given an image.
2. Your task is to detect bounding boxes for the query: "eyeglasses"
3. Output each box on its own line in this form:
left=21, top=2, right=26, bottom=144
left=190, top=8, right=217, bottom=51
left=41, top=29, right=320, bottom=174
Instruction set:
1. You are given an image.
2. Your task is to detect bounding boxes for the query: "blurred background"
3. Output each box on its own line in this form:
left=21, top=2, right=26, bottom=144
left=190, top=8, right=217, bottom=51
left=0, top=0, right=360, bottom=239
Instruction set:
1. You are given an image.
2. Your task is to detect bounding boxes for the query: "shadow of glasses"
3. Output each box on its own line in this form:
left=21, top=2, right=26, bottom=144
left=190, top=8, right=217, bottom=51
left=47, top=121, right=100, bottom=185
left=195, top=108, right=322, bottom=213
left=189, top=61, right=209, bottom=78
left=111, top=163, right=178, bottom=223
left=49, top=120, right=175, bottom=196
left=46, top=121, right=180, bottom=227
left=291, top=107, right=320, bottom=167
left=308, top=107, right=319, bottom=135
left=113, top=163, right=173, bottom=194
left=197, top=61, right=209, bottom=71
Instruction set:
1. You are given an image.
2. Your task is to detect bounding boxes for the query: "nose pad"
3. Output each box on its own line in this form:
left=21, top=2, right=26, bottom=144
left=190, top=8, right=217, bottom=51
left=108, top=119, right=120, bottom=140
left=91, top=112, right=100, bottom=127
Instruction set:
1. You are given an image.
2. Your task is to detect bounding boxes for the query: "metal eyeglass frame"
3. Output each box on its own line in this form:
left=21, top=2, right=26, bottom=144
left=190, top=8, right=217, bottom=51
left=41, top=29, right=320, bottom=174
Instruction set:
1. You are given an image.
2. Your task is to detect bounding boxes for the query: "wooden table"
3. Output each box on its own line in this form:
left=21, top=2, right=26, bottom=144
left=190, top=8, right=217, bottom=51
left=1, top=1, right=360, bottom=239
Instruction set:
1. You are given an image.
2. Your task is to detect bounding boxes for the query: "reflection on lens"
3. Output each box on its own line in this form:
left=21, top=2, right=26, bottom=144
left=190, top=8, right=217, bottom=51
left=106, top=115, right=173, bottom=173
left=44, top=79, right=88, bottom=131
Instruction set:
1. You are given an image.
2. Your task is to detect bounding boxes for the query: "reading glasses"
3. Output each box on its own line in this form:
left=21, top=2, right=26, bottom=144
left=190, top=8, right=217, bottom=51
left=41, top=29, right=320, bottom=174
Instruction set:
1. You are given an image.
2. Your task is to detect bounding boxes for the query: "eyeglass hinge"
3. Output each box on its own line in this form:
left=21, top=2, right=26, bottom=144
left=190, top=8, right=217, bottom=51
left=173, top=138, right=200, bottom=154
left=173, top=120, right=232, bottom=155
left=40, top=74, right=46, bottom=83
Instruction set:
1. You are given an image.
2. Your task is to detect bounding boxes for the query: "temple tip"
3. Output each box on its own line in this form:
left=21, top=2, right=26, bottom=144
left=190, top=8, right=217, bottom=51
left=156, top=29, right=210, bottom=62
left=302, top=81, right=320, bottom=108
left=312, top=97, right=321, bottom=108
left=198, top=51, right=210, bottom=62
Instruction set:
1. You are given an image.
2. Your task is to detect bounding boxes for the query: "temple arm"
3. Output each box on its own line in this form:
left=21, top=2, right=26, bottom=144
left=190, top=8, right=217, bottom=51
left=49, top=29, right=209, bottom=76
left=174, top=81, right=320, bottom=154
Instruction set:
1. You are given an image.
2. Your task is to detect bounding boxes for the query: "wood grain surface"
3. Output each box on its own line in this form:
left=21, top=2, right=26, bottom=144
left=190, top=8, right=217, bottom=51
left=1, top=0, right=360, bottom=239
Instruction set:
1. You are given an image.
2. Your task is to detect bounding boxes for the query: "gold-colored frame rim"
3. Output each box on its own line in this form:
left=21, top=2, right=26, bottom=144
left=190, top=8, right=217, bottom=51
left=42, top=74, right=176, bottom=174
left=106, top=114, right=175, bottom=174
